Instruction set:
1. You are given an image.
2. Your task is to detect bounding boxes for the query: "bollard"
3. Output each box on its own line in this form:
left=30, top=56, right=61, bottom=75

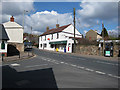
left=32, top=49, right=34, bottom=56
left=28, top=51, right=29, bottom=56
left=19, top=52, right=20, bottom=58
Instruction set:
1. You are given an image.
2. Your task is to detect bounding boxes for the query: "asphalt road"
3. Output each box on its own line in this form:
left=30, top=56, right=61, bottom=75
left=2, top=48, right=119, bottom=89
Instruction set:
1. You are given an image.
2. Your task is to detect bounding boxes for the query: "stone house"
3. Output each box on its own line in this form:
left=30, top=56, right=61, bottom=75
left=86, top=30, right=102, bottom=41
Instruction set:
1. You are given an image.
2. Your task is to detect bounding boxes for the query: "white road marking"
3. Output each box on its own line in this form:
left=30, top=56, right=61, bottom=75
left=59, top=61, right=63, bottom=63
left=26, top=64, right=48, bottom=68
left=108, top=74, right=120, bottom=79
left=64, top=63, right=68, bottom=65
left=40, top=56, right=120, bottom=79
left=71, top=64, right=77, bottom=67
left=85, top=68, right=94, bottom=72
left=11, top=63, right=20, bottom=67
left=96, top=61, right=118, bottom=66
left=95, top=71, right=106, bottom=75
left=77, top=66, right=85, bottom=69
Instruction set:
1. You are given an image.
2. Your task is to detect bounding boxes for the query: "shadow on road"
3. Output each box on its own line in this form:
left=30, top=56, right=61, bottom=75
left=2, top=65, right=58, bottom=89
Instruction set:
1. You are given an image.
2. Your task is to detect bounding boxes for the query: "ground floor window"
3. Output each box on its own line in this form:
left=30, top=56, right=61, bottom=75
left=50, top=44, right=54, bottom=48
left=44, top=43, right=47, bottom=48
left=1, top=41, right=5, bottom=49
left=40, top=44, right=42, bottom=47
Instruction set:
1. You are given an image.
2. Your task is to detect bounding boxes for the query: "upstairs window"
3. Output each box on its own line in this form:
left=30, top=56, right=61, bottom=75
left=45, top=35, right=46, bottom=41
left=57, top=33, right=59, bottom=39
left=1, top=41, right=5, bottom=49
left=51, top=34, right=53, bottom=40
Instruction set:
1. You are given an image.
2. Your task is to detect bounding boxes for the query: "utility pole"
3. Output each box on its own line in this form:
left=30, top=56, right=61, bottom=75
left=23, top=10, right=28, bottom=30
left=73, top=8, right=76, bottom=53
left=102, top=21, right=105, bottom=56
left=31, top=26, right=32, bottom=42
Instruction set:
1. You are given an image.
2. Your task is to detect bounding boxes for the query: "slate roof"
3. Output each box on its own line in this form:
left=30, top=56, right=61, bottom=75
left=0, top=24, right=9, bottom=40
left=40, top=24, right=71, bottom=36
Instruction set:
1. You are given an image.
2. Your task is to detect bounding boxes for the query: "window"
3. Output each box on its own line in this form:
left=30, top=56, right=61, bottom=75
left=51, top=34, right=53, bottom=40
left=1, top=41, right=5, bottom=49
left=41, top=44, right=42, bottom=47
left=44, top=43, right=47, bottom=48
left=57, top=33, right=59, bottom=39
left=50, top=44, right=54, bottom=48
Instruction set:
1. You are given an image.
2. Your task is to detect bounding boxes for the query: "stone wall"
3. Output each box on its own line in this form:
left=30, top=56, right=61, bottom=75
left=76, top=44, right=120, bottom=57
left=113, top=45, right=120, bottom=57
left=8, top=43, right=24, bottom=52
left=76, top=45, right=99, bottom=55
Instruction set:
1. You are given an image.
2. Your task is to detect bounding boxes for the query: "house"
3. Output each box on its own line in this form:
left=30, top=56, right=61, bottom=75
left=3, top=16, right=24, bottom=52
left=86, top=30, right=102, bottom=41
left=0, top=24, right=9, bottom=57
left=39, top=24, right=82, bottom=53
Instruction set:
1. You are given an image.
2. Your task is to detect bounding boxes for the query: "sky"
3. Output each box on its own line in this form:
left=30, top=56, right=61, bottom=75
left=0, top=0, right=119, bottom=37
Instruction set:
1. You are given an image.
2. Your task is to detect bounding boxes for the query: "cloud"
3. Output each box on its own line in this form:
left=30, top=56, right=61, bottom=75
left=77, top=1, right=118, bottom=28
left=108, top=29, right=118, bottom=37
left=1, top=0, right=34, bottom=23
left=24, top=10, right=73, bottom=33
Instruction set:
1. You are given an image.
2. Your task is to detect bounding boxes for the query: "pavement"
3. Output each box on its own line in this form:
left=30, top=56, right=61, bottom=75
left=1, top=51, right=35, bottom=62
left=2, top=48, right=119, bottom=89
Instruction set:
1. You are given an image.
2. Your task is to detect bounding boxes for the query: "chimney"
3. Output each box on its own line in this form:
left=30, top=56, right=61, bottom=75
left=10, top=16, right=14, bottom=22
left=46, top=26, right=49, bottom=31
left=56, top=24, right=59, bottom=28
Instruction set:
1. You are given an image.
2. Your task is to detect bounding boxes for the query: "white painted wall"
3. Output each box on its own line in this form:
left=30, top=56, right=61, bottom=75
left=3, top=21, right=23, bottom=43
left=39, top=24, right=82, bottom=53
left=0, top=40, right=8, bottom=53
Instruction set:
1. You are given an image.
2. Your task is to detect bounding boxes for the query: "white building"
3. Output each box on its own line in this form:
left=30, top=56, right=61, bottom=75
left=0, top=24, right=9, bottom=57
left=3, top=16, right=24, bottom=52
left=39, top=24, right=82, bottom=53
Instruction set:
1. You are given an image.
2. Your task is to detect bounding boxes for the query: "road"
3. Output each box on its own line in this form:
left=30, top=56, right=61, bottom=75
left=2, top=48, right=119, bottom=89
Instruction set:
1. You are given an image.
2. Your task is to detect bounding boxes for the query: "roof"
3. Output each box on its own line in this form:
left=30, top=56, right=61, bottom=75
left=40, top=24, right=71, bottom=36
left=3, top=21, right=22, bottom=28
left=86, top=29, right=102, bottom=36
left=0, top=24, right=9, bottom=40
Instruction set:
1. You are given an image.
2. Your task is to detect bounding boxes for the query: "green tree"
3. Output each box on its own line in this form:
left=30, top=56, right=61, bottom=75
left=101, top=27, right=109, bottom=38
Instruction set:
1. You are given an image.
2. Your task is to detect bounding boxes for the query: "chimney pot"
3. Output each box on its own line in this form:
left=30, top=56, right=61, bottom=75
left=10, top=16, right=14, bottom=22
left=46, top=26, right=49, bottom=31
left=56, top=24, right=59, bottom=28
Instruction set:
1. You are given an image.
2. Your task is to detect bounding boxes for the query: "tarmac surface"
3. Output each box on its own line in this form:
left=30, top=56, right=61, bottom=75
left=2, top=48, right=119, bottom=89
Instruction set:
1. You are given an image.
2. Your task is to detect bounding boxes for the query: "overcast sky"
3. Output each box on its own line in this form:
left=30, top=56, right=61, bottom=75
left=0, top=0, right=119, bottom=36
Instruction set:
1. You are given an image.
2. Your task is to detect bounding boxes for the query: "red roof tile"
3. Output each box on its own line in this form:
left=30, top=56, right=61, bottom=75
left=40, top=24, right=71, bottom=36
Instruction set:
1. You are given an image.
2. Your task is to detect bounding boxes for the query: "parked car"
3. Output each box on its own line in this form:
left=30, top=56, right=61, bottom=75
left=24, top=42, right=32, bottom=50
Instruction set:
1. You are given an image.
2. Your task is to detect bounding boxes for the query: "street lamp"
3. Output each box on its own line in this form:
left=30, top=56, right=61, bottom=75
left=23, top=10, right=28, bottom=30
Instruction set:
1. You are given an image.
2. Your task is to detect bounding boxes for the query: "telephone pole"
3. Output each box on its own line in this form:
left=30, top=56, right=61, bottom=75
left=102, top=21, right=105, bottom=56
left=73, top=8, right=76, bottom=53
left=31, top=26, right=32, bottom=42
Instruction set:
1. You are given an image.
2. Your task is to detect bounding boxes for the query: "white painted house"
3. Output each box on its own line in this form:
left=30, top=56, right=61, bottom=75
left=3, top=16, right=24, bottom=52
left=39, top=24, right=82, bottom=53
left=3, top=16, right=23, bottom=43
left=0, top=24, right=9, bottom=57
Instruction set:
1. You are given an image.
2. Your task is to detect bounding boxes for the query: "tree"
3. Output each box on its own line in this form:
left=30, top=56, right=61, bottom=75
left=101, top=27, right=109, bottom=38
